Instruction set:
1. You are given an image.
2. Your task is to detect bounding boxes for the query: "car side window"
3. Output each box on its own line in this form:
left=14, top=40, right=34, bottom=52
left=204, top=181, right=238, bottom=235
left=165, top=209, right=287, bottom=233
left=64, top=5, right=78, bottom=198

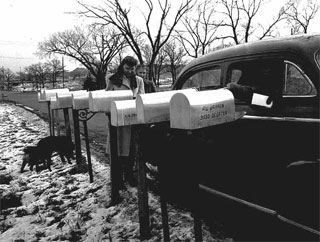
left=283, top=61, right=317, bottom=96
left=182, top=67, right=221, bottom=90
left=227, top=60, right=283, bottom=103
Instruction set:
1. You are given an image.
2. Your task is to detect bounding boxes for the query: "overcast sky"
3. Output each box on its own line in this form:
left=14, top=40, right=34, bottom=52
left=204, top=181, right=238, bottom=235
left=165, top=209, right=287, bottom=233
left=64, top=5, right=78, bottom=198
left=0, top=0, right=83, bottom=72
left=0, top=0, right=319, bottom=73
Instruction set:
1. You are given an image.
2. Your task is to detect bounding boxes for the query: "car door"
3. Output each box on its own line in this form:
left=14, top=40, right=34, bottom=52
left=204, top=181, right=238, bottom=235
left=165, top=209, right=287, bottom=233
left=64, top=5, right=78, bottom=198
left=225, top=57, right=319, bottom=230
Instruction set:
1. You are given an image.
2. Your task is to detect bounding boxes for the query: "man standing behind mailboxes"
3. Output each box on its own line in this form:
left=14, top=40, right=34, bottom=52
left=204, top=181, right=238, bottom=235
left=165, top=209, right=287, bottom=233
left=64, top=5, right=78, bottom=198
left=136, top=64, right=156, bottom=93
left=105, top=56, right=145, bottom=185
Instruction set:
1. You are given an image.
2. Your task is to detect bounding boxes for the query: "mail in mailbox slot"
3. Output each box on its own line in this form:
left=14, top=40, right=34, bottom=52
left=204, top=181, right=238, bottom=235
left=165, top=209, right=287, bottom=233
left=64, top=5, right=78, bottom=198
left=50, top=97, right=59, bottom=110
left=110, top=100, right=139, bottom=126
left=38, top=88, right=69, bottom=102
left=89, top=90, right=133, bottom=113
left=136, top=89, right=197, bottom=124
left=56, top=92, right=73, bottom=109
left=170, top=89, right=242, bottom=130
left=72, top=90, right=89, bottom=110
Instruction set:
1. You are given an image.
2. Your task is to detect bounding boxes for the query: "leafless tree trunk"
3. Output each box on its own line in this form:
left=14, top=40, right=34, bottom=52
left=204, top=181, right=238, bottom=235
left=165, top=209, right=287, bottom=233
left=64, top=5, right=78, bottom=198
left=163, top=39, right=186, bottom=85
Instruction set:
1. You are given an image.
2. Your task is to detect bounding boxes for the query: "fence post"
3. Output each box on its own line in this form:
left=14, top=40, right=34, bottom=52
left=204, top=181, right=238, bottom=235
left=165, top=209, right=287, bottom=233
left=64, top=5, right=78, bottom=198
left=72, top=109, right=82, bottom=165
left=55, top=109, right=60, bottom=136
left=108, top=114, right=122, bottom=205
left=47, top=101, right=53, bottom=136
left=63, top=108, right=72, bottom=141
left=82, top=119, right=94, bottom=183
left=158, top=159, right=170, bottom=241
left=135, top=125, right=151, bottom=240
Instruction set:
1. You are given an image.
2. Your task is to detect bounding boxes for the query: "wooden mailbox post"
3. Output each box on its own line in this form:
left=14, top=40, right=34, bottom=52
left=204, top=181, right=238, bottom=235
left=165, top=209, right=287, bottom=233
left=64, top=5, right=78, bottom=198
left=135, top=88, right=198, bottom=241
left=110, top=99, right=153, bottom=239
left=49, top=96, right=61, bottom=136
left=56, top=92, right=73, bottom=141
left=71, top=90, right=90, bottom=167
left=169, top=88, right=245, bottom=241
left=88, top=90, right=133, bottom=203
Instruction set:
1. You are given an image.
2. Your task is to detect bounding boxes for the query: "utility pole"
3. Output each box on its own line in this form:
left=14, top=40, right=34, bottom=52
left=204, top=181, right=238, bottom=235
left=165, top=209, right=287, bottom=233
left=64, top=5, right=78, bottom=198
left=62, top=56, right=65, bottom=88
left=20, top=66, right=25, bottom=90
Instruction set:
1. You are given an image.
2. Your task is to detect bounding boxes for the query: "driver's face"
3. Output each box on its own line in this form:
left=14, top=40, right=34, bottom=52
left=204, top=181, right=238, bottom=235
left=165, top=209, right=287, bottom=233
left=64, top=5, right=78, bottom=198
left=123, top=64, right=136, bottom=78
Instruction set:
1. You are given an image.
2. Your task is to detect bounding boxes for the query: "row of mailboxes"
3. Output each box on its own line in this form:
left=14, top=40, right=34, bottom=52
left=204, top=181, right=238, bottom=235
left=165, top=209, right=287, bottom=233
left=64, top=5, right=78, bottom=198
left=38, top=88, right=240, bottom=130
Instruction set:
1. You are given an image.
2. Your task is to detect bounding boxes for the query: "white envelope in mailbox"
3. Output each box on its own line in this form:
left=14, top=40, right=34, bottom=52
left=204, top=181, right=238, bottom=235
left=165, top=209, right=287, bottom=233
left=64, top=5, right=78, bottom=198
left=89, top=90, right=133, bottom=113
left=136, top=89, right=197, bottom=124
left=72, top=90, right=89, bottom=110
left=110, top=100, right=138, bottom=126
left=38, top=88, right=69, bottom=102
left=170, top=89, right=243, bottom=130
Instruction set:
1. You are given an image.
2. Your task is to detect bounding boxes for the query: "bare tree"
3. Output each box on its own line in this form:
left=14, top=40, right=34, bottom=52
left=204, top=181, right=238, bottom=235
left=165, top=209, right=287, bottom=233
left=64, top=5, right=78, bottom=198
left=37, top=24, right=126, bottom=89
left=216, top=0, right=289, bottom=44
left=163, top=39, right=186, bottom=84
left=286, top=0, right=319, bottom=34
left=153, top=47, right=167, bottom=86
left=0, top=68, right=16, bottom=91
left=77, top=0, right=194, bottom=81
left=25, top=63, right=49, bottom=90
left=44, top=59, right=63, bottom=88
left=176, top=0, right=220, bottom=58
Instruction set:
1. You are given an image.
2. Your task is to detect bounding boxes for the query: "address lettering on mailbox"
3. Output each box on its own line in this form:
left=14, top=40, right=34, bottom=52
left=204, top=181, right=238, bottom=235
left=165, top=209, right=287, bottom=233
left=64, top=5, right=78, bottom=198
left=200, top=103, right=228, bottom=121
left=125, top=113, right=137, bottom=119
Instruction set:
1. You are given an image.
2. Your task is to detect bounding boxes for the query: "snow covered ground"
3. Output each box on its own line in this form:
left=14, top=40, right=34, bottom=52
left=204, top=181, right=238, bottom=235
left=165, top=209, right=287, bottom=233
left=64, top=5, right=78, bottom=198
left=0, top=102, right=232, bottom=242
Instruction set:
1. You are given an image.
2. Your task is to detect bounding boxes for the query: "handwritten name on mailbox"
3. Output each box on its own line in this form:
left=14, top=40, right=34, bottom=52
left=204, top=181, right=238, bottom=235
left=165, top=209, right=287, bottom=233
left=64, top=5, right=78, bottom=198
left=38, top=88, right=69, bottom=102
left=136, top=89, right=197, bottom=124
left=89, top=90, right=133, bottom=113
left=170, top=89, right=236, bottom=130
left=110, top=100, right=138, bottom=126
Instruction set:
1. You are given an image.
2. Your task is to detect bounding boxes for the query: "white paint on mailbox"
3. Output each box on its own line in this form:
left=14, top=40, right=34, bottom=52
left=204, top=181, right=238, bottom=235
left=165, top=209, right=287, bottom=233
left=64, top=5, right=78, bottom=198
left=110, top=100, right=139, bottom=126
left=170, top=89, right=238, bottom=130
left=38, top=88, right=69, bottom=102
left=89, top=90, right=133, bottom=113
left=72, top=90, right=90, bottom=110
left=50, top=96, right=59, bottom=110
left=56, top=92, right=73, bottom=109
left=136, top=89, right=197, bottom=124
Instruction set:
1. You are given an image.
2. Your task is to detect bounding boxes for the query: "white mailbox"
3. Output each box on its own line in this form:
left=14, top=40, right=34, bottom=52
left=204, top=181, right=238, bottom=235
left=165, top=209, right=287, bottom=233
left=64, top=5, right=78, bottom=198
left=110, top=100, right=139, bottom=126
left=56, top=92, right=73, bottom=109
left=170, top=89, right=243, bottom=130
left=50, top=96, right=60, bottom=110
left=136, top=89, right=197, bottom=124
left=72, top=90, right=90, bottom=110
left=38, top=89, right=46, bottom=102
left=89, top=90, right=133, bottom=113
left=38, top=88, right=69, bottom=102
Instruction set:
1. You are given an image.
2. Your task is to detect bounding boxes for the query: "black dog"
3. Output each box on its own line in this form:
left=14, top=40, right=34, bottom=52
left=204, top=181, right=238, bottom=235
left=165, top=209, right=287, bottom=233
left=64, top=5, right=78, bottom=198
left=21, top=136, right=75, bottom=172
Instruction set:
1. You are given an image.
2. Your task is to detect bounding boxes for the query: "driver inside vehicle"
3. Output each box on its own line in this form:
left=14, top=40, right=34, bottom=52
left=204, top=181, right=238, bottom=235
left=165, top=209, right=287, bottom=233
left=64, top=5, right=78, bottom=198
left=226, top=62, right=281, bottom=106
